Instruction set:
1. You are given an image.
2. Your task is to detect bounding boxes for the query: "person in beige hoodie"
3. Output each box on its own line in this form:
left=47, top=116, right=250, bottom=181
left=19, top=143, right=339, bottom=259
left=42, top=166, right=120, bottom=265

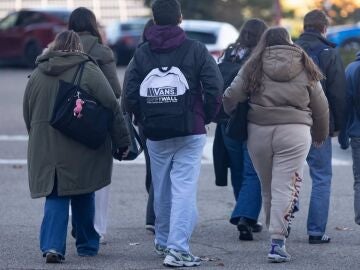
left=223, top=27, right=329, bottom=263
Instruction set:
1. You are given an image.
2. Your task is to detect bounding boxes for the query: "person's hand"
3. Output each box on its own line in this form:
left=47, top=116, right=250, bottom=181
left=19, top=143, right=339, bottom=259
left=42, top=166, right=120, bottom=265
left=338, top=131, right=350, bottom=150
left=113, top=146, right=129, bottom=161
left=313, top=141, right=324, bottom=148
left=122, top=147, right=130, bottom=159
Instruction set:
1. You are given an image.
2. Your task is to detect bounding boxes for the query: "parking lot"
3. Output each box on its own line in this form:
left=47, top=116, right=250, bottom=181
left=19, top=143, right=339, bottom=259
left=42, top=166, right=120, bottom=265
left=0, top=67, right=359, bottom=269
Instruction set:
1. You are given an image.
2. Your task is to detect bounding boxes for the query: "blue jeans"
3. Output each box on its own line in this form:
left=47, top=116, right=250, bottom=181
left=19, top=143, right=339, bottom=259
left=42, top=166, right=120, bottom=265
left=306, top=137, right=332, bottom=236
left=350, top=137, right=360, bottom=225
left=40, top=185, right=99, bottom=257
left=220, top=124, right=262, bottom=224
left=147, top=135, right=206, bottom=253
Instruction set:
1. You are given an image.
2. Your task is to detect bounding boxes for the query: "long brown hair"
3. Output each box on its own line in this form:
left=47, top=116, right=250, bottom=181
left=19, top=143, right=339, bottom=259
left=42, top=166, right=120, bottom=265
left=242, top=27, right=324, bottom=94
left=220, top=18, right=268, bottom=62
left=68, top=7, right=103, bottom=44
left=51, top=30, right=83, bottom=52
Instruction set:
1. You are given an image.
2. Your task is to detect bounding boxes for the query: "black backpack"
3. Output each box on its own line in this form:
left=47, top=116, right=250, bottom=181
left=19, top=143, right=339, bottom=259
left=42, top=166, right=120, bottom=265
left=139, top=40, right=194, bottom=140
left=302, top=43, right=329, bottom=68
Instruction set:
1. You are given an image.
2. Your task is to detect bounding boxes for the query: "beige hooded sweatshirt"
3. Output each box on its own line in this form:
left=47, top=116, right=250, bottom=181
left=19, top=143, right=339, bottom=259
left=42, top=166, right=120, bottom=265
left=223, top=45, right=329, bottom=143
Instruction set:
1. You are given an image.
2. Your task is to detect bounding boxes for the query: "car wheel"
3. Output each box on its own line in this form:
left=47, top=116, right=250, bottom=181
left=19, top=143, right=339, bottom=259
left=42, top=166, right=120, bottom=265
left=24, top=41, right=42, bottom=68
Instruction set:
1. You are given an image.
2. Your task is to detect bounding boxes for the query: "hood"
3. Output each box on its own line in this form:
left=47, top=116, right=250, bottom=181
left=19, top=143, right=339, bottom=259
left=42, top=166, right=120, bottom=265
left=36, top=50, right=90, bottom=76
left=144, top=25, right=186, bottom=52
left=262, top=45, right=304, bottom=82
left=78, top=32, right=99, bottom=54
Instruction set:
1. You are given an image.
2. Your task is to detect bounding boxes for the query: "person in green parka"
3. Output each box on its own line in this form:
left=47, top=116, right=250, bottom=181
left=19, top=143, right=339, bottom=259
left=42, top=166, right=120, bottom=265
left=23, top=30, right=130, bottom=263
left=68, top=7, right=122, bottom=244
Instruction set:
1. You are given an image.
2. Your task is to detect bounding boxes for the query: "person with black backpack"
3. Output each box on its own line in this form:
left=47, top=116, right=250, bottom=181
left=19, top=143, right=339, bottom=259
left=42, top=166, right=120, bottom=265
left=123, top=0, right=223, bottom=267
left=296, top=9, right=346, bottom=244
left=213, top=19, right=267, bottom=241
left=338, top=55, right=360, bottom=228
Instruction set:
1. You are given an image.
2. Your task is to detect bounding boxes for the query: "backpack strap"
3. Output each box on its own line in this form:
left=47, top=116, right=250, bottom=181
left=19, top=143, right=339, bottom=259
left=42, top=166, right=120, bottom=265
left=72, top=60, right=90, bottom=86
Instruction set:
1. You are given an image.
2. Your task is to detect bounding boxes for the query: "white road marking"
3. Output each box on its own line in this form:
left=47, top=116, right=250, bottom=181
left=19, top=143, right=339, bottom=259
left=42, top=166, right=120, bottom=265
left=0, top=135, right=28, bottom=141
left=0, top=135, right=352, bottom=166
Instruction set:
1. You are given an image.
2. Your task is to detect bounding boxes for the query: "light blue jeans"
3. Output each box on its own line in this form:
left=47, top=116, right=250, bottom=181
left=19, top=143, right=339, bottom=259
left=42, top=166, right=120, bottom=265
left=306, top=137, right=332, bottom=236
left=147, top=135, right=206, bottom=253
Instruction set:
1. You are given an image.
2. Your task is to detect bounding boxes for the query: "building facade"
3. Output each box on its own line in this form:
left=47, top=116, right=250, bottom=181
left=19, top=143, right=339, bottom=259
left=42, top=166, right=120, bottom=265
left=0, top=0, right=150, bottom=25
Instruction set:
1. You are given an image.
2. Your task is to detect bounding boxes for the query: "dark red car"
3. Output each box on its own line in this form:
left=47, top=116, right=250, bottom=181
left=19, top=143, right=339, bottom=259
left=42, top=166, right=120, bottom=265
left=0, top=9, right=70, bottom=67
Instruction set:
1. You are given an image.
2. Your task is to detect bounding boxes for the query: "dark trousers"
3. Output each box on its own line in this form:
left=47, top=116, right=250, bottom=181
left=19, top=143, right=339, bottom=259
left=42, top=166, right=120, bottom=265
left=139, top=126, right=156, bottom=225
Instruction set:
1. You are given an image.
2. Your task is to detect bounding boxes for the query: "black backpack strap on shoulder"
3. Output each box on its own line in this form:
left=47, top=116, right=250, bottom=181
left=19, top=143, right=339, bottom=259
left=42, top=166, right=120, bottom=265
left=73, top=60, right=89, bottom=86
left=71, top=64, right=83, bottom=84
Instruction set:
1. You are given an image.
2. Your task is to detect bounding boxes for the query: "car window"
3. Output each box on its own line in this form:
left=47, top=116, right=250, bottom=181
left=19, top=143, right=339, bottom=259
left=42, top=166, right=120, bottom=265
left=0, top=13, right=19, bottom=30
left=120, top=23, right=145, bottom=32
left=185, top=31, right=217, bottom=45
left=46, top=11, right=70, bottom=23
left=16, top=11, right=45, bottom=27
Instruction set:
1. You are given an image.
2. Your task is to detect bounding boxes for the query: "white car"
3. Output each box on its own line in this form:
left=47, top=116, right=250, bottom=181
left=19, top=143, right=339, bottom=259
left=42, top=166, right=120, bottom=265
left=181, top=20, right=239, bottom=61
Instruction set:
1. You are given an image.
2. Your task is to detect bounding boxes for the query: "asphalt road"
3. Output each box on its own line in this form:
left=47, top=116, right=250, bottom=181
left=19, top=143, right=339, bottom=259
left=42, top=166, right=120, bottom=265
left=0, top=68, right=359, bottom=270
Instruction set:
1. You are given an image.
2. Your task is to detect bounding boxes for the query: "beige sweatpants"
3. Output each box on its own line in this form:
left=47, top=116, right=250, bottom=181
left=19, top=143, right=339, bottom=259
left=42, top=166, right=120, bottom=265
left=247, top=123, right=311, bottom=240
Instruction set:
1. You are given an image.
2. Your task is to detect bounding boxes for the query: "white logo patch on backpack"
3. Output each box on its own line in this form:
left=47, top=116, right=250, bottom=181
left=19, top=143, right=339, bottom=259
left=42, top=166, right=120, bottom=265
left=140, top=66, right=189, bottom=104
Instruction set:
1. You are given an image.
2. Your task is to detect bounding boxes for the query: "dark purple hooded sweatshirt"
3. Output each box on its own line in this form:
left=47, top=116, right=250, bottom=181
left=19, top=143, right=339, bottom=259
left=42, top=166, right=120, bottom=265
left=144, top=25, right=214, bottom=135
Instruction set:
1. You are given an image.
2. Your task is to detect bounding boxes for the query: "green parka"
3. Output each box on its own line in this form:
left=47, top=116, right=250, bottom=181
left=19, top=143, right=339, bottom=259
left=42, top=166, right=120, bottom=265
left=23, top=51, right=130, bottom=198
left=78, top=32, right=122, bottom=98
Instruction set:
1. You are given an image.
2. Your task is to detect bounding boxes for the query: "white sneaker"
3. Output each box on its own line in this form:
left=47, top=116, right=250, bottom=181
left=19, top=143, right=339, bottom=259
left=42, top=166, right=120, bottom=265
left=163, top=249, right=201, bottom=267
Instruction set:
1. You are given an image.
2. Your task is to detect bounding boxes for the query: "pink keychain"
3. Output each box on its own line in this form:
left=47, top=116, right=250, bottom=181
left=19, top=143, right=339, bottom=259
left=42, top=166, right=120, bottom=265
left=73, top=98, right=84, bottom=118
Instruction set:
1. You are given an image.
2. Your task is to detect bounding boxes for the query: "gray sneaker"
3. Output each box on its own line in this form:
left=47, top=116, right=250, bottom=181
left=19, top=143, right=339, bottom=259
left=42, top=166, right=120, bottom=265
left=163, top=249, right=201, bottom=267
left=155, top=243, right=167, bottom=257
left=267, top=244, right=291, bottom=263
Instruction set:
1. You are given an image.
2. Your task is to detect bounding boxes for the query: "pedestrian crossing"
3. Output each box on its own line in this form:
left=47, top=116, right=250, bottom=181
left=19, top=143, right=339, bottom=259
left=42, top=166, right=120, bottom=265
left=0, top=135, right=352, bottom=166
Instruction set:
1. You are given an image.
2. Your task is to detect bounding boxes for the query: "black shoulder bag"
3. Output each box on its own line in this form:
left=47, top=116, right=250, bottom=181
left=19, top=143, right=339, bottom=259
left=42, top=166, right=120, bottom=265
left=225, top=101, right=249, bottom=142
left=50, top=62, right=113, bottom=149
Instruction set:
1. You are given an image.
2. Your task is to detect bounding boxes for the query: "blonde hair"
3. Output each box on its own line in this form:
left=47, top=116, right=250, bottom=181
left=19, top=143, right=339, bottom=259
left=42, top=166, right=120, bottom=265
left=50, top=30, right=83, bottom=52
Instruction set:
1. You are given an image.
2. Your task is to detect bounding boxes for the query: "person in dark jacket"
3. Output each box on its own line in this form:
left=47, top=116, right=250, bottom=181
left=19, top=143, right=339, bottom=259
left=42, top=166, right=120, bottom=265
left=295, top=9, right=346, bottom=244
left=123, top=0, right=223, bottom=267
left=338, top=53, right=360, bottom=226
left=213, top=18, right=267, bottom=241
left=68, top=7, right=122, bottom=244
left=23, top=30, right=130, bottom=263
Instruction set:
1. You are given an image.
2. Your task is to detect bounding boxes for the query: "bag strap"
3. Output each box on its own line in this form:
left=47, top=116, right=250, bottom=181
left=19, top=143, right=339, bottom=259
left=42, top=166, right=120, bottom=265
left=73, top=61, right=87, bottom=86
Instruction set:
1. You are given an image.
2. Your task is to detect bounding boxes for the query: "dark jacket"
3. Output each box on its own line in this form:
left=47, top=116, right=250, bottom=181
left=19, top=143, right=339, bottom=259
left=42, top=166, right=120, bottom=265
left=213, top=46, right=250, bottom=186
left=123, top=25, right=223, bottom=136
left=339, top=52, right=360, bottom=149
left=296, top=31, right=346, bottom=136
left=23, top=51, right=130, bottom=198
left=78, top=32, right=122, bottom=98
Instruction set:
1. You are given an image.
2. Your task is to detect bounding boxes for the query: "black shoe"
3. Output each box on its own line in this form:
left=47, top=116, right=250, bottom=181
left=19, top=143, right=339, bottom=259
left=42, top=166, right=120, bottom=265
left=309, top=235, right=331, bottom=244
left=145, top=224, right=155, bottom=235
left=45, top=250, right=63, bottom=263
left=251, top=222, right=263, bottom=233
left=237, top=218, right=253, bottom=241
